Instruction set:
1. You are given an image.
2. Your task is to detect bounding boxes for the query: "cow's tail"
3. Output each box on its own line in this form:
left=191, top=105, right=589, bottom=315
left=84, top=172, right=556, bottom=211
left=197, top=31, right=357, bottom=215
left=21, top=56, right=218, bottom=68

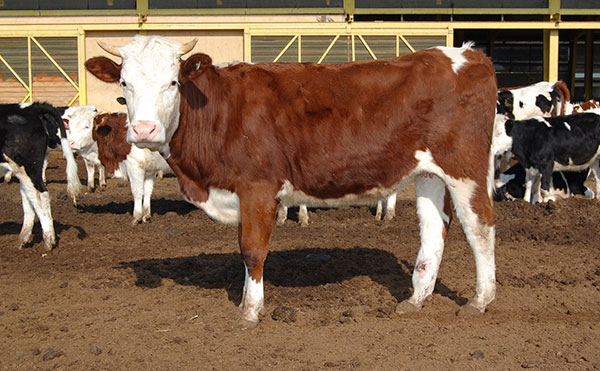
left=553, top=80, right=571, bottom=115
left=33, top=103, right=82, bottom=205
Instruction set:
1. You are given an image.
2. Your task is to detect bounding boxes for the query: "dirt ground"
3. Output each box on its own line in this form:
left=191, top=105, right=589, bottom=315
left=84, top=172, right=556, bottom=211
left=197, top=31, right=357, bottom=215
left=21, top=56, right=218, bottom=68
left=1, top=150, right=599, bottom=370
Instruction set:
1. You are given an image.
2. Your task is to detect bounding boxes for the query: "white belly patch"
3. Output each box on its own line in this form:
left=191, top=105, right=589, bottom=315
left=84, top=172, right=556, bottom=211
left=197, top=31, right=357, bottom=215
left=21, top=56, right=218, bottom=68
left=184, top=187, right=241, bottom=225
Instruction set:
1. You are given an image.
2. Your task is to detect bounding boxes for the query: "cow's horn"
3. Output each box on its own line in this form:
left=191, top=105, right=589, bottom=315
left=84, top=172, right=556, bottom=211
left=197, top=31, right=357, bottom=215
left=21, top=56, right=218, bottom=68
left=97, top=40, right=121, bottom=57
left=179, top=38, right=198, bottom=55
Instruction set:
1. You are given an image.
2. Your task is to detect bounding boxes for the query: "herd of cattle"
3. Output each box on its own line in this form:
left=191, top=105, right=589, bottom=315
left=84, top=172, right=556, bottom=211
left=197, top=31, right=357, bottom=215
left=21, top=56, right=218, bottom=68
left=2, top=35, right=600, bottom=326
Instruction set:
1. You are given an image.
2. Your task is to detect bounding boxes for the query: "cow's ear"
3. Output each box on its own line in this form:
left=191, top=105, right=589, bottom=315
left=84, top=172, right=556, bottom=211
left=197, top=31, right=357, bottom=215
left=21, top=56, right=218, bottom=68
left=95, top=124, right=112, bottom=137
left=85, top=56, right=122, bottom=83
left=180, top=53, right=213, bottom=81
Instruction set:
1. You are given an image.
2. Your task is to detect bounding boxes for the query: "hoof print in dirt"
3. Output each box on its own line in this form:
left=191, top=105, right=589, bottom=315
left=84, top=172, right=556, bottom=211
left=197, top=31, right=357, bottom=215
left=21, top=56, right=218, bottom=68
left=42, top=350, right=64, bottom=361
left=272, top=306, right=297, bottom=323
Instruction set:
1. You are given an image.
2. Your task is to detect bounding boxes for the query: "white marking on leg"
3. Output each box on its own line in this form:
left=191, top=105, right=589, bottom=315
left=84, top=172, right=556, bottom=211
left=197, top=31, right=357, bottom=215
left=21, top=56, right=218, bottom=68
left=407, top=174, right=448, bottom=308
left=142, top=173, right=155, bottom=222
left=375, top=199, right=383, bottom=220
left=384, top=192, right=397, bottom=220
left=447, top=178, right=496, bottom=312
left=6, top=156, right=55, bottom=250
left=276, top=204, right=288, bottom=226
left=18, top=186, right=35, bottom=248
left=590, top=160, right=600, bottom=199
left=298, top=204, right=309, bottom=226
left=240, top=264, right=264, bottom=324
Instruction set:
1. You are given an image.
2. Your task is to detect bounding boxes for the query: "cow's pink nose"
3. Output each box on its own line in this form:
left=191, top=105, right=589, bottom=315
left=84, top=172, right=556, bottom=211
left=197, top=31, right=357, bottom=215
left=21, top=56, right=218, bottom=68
left=131, top=121, right=158, bottom=142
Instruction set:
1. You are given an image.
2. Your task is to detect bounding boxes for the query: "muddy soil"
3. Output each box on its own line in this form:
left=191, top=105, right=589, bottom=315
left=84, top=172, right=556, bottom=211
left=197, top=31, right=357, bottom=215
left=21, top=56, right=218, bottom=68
left=1, top=151, right=599, bottom=370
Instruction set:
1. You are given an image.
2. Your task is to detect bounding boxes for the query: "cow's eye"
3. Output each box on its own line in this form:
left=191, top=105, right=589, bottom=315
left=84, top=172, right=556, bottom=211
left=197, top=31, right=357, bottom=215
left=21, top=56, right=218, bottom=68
left=120, top=80, right=127, bottom=88
left=170, top=81, right=178, bottom=87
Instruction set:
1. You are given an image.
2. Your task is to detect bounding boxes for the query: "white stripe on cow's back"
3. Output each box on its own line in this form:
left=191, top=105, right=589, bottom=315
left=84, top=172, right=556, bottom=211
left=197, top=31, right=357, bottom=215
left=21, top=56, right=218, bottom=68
left=435, top=41, right=474, bottom=74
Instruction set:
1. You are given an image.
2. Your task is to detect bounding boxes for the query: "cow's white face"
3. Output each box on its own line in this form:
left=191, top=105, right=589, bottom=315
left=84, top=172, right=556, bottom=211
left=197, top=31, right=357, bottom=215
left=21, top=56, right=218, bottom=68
left=64, top=106, right=97, bottom=151
left=118, top=36, right=189, bottom=155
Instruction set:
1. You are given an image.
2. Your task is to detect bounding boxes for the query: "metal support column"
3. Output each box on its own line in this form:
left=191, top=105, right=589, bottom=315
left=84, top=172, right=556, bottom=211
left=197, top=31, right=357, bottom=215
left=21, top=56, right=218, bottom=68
left=543, top=29, right=559, bottom=82
left=585, top=30, right=594, bottom=100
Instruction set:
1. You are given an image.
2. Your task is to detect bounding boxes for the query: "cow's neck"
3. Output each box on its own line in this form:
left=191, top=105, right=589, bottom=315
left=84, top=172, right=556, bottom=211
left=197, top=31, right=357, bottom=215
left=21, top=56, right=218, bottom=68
left=167, top=73, right=229, bottom=202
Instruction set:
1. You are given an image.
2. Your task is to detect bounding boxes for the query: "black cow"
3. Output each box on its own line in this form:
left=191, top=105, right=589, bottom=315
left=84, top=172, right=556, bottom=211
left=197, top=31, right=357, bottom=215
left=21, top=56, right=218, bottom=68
left=504, top=110, right=600, bottom=203
left=0, top=102, right=81, bottom=252
left=494, top=162, right=593, bottom=202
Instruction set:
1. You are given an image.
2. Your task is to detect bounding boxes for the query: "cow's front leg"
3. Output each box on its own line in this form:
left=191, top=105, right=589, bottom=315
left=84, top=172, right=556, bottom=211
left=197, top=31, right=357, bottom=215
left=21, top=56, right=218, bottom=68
left=84, top=158, right=96, bottom=190
left=397, top=174, right=452, bottom=314
left=275, top=204, right=288, bottom=226
left=141, top=173, right=156, bottom=223
left=127, top=166, right=144, bottom=225
left=237, top=183, right=278, bottom=328
left=590, top=160, right=600, bottom=199
left=524, top=167, right=542, bottom=204
left=539, top=164, right=554, bottom=203
left=98, top=165, right=106, bottom=188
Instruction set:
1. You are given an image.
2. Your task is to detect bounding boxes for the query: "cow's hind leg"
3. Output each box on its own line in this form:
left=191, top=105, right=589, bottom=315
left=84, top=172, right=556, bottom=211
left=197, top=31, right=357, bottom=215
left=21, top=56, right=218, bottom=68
left=18, top=186, right=36, bottom=249
left=590, top=159, right=600, bottom=199
left=447, top=177, right=496, bottom=316
left=384, top=192, right=397, bottom=221
left=397, top=174, right=452, bottom=314
left=298, top=204, right=309, bottom=226
left=10, top=158, right=55, bottom=252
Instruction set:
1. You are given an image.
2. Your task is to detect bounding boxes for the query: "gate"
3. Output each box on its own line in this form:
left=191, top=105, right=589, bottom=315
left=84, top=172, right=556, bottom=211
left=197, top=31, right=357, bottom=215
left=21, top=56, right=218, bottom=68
left=0, top=35, right=83, bottom=105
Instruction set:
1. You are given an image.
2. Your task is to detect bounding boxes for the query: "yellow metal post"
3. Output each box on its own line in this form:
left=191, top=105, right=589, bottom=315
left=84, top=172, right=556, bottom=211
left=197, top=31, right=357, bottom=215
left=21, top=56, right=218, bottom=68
left=78, top=28, right=86, bottom=105
left=27, top=37, right=32, bottom=103
left=585, top=30, right=593, bottom=100
left=543, top=29, right=559, bottom=82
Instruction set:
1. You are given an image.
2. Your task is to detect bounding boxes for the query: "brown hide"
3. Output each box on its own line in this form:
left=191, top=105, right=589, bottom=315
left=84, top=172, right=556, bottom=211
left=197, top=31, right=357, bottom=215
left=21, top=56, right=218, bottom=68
left=170, top=47, right=497, bottom=227
left=92, top=112, right=131, bottom=175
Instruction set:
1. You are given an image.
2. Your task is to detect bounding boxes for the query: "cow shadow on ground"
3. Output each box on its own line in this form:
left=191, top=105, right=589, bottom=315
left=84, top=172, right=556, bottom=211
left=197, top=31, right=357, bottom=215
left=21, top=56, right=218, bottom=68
left=118, top=247, right=466, bottom=307
left=0, top=221, right=87, bottom=249
left=75, top=198, right=196, bottom=217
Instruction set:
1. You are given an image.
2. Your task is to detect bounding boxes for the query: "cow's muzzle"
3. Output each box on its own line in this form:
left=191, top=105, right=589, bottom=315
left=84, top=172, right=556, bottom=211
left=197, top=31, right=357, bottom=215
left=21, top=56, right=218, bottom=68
left=130, top=121, right=159, bottom=142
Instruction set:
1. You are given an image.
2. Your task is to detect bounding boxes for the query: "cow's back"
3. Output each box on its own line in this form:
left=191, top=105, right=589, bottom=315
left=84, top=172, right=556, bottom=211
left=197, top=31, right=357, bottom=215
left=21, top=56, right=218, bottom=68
left=176, top=46, right=497, bottom=199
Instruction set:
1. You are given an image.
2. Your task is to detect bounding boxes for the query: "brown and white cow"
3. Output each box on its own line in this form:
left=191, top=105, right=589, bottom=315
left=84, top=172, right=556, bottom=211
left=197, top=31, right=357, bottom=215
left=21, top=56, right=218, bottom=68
left=92, top=112, right=171, bottom=224
left=86, top=35, right=497, bottom=327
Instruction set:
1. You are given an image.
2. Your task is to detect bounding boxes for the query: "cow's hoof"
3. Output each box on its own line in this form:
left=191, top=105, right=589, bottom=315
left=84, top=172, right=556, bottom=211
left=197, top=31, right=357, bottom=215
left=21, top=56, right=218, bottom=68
left=236, top=317, right=259, bottom=330
left=457, top=302, right=485, bottom=318
left=395, top=300, right=421, bottom=315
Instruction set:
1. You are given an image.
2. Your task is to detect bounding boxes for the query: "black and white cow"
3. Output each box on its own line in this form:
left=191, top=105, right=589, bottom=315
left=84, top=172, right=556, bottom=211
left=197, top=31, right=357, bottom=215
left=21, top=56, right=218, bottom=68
left=500, top=110, right=600, bottom=204
left=0, top=102, right=81, bottom=252
left=494, top=81, right=571, bottom=173
left=494, top=162, right=593, bottom=202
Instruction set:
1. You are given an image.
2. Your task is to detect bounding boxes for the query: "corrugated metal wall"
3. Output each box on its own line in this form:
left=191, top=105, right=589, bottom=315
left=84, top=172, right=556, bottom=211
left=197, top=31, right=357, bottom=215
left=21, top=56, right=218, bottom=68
left=251, top=35, right=445, bottom=63
left=0, top=37, right=78, bottom=105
